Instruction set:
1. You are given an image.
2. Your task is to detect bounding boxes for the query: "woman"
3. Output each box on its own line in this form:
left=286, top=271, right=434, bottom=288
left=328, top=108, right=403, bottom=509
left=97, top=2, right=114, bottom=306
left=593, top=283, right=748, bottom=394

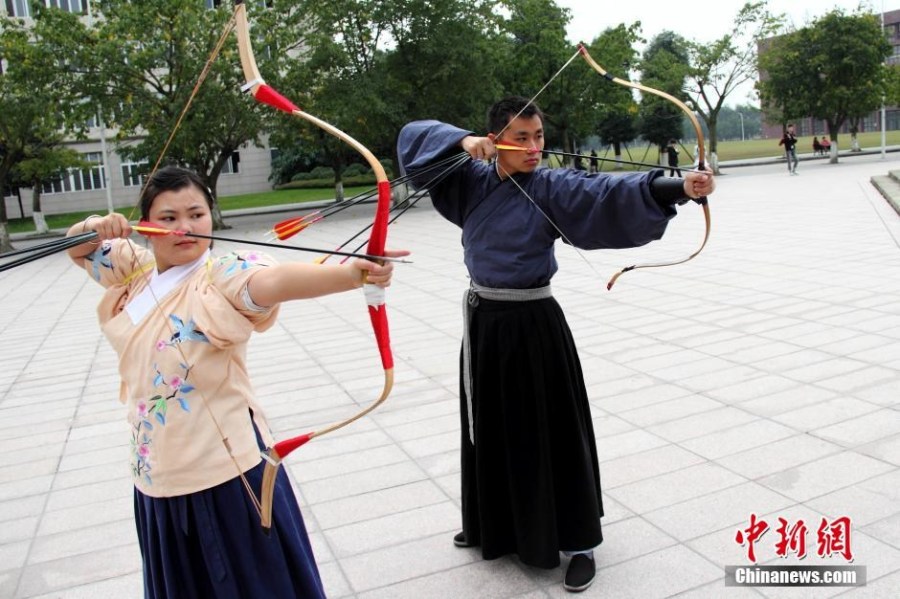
left=66, top=165, right=406, bottom=598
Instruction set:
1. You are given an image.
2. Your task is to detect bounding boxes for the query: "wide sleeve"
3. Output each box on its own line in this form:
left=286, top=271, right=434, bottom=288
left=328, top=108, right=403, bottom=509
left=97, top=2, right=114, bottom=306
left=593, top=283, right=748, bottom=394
left=534, top=168, right=677, bottom=250
left=78, top=238, right=153, bottom=288
left=190, top=251, right=281, bottom=349
left=397, top=120, right=475, bottom=227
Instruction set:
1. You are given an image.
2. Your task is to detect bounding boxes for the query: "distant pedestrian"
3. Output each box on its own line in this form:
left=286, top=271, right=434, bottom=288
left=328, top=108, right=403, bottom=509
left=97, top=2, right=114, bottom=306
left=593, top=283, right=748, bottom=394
left=779, top=123, right=799, bottom=175
left=589, top=149, right=598, bottom=173
left=666, top=139, right=680, bottom=177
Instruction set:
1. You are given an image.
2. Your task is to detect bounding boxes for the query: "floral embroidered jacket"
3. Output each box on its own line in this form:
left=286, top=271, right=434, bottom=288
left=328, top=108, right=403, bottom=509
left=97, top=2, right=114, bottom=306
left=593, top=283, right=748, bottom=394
left=79, top=239, right=279, bottom=497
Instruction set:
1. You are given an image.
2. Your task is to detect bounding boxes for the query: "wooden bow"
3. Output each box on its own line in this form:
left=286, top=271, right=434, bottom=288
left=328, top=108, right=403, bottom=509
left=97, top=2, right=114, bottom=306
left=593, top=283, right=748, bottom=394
left=576, top=44, right=711, bottom=289
left=233, top=0, right=394, bottom=531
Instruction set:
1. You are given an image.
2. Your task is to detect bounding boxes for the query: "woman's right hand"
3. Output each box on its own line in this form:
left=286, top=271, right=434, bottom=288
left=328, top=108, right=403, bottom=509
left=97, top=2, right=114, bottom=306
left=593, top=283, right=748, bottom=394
left=80, top=213, right=132, bottom=241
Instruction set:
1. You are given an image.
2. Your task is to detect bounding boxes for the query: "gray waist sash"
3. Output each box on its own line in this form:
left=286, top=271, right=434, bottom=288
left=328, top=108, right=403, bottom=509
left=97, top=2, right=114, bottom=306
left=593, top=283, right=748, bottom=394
left=462, top=282, right=553, bottom=445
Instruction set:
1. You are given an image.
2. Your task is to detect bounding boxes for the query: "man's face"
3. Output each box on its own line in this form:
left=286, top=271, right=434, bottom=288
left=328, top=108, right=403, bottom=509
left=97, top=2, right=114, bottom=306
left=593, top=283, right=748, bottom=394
left=495, top=114, right=544, bottom=175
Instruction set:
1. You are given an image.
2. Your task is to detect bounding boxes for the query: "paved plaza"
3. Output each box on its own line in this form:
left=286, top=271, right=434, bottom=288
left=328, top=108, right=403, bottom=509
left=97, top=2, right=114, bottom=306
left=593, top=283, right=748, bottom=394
left=1, top=154, right=900, bottom=598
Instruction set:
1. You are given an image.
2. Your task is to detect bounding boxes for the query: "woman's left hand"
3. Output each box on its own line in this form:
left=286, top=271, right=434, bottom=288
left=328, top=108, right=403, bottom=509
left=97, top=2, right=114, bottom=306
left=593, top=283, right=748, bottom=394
left=353, top=248, right=411, bottom=288
left=684, top=167, right=715, bottom=199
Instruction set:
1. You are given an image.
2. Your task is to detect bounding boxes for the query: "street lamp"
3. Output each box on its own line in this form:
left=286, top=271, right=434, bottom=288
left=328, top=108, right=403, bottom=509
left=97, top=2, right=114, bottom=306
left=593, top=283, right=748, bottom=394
left=737, top=112, right=745, bottom=141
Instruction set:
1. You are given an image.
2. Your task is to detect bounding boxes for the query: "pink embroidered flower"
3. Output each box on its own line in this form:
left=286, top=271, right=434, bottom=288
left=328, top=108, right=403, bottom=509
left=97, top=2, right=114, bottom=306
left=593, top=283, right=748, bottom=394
left=136, top=401, right=148, bottom=418
left=138, top=444, right=150, bottom=457
left=156, top=340, right=167, bottom=351
left=169, top=375, right=182, bottom=390
left=245, top=252, right=260, bottom=263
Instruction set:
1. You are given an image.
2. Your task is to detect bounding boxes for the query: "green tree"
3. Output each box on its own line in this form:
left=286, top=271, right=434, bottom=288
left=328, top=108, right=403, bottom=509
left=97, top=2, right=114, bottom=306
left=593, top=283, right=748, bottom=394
left=42, top=0, right=303, bottom=228
left=685, top=1, right=784, bottom=171
left=759, top=9, right=891, bottom=163
left=0, top=11, right=90, bottom=252
left=640, top=31, right=691, bottom=165
left=10, top=138, right=87, bottom=234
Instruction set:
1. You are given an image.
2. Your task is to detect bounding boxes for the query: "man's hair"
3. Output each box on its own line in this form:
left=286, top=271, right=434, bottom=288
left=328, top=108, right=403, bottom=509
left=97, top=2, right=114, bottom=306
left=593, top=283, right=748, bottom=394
left=787, top=123, right=795, bottom=128
left=140, top=165, right=214, bottom=221
left=488, top=96, right=544, bottom=135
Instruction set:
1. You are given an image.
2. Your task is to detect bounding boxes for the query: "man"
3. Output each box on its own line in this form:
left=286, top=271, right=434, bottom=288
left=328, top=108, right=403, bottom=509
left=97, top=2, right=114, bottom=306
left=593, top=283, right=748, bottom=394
left=397, top=97, right=714, bottom=593
left=779, top=123, right=799, bottom=175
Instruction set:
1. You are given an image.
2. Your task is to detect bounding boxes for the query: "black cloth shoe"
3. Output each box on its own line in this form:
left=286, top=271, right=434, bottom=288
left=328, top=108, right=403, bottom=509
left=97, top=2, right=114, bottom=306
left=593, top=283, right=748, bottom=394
left=453, top=531, right=472, bottom=548
left=564, top=554, right=596, bottom=593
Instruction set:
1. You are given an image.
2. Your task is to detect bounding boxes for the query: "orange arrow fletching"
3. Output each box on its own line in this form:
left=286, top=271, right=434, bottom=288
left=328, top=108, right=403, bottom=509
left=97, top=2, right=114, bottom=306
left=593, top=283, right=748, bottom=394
left=494, top=142, right=541, bottom=155
left=135, top=221, right=187, bottom=236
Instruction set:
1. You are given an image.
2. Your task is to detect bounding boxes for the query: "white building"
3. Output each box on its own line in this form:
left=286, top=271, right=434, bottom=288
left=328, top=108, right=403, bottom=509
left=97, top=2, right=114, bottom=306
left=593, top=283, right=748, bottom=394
left=2, top=0, right=276, bottom=219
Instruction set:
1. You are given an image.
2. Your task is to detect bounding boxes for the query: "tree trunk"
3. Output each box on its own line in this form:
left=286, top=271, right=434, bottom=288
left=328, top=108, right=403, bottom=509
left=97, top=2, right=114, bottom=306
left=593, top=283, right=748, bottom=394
left=0, top=222, right=13, bottom=254
left=707, top=121, right=721, bottom=174
left=31, top=184, right=50, bottom=234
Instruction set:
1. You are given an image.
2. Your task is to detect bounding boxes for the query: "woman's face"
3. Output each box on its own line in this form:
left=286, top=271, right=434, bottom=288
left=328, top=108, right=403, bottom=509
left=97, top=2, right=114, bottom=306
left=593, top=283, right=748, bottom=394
left=146, top=185, right=213, bottom=273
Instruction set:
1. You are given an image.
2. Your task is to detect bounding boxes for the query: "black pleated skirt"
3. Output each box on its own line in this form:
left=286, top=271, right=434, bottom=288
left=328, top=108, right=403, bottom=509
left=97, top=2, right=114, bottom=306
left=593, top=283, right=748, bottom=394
left=460, top=295, right=603, bottom=568
left=134, top=426, right=325, bottom=599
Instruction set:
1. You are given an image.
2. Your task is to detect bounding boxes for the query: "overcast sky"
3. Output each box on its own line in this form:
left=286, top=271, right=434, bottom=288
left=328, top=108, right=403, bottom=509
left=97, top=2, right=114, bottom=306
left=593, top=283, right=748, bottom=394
left=555, top=0, right=900, bottom=105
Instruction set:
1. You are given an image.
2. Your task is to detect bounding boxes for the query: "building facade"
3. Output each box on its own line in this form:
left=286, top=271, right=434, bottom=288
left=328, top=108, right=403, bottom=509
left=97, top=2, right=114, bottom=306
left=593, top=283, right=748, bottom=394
left=2, top=0, right=276, bottom=219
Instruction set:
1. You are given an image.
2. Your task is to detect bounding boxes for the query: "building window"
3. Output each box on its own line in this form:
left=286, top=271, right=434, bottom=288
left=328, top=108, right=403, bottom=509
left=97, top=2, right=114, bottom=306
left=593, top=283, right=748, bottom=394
left=121, top=161, right=148, bottom=187
left=44, top=0, right=84, bottom=13
left=221, top=152, right=241, bottom=175
left=6, top=0, right=30, bottom=17
left=42, top=152, right=105, bottom=194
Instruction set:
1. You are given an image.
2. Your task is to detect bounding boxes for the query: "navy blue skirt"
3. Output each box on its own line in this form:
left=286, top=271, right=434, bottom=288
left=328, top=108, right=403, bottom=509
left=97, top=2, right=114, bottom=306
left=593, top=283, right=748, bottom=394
left=134, top=429, right=325, bottom=599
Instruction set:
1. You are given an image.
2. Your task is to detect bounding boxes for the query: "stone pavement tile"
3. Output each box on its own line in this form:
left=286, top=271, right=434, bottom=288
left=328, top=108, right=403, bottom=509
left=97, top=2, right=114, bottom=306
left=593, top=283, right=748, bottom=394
left=15, top=545, right=142, bottom=598
left=601, top=445, right=705, bottom=489
left=52, top=460, right=128, bottom=491
left=28, top=519, right=135, bottom=564
left=0, top=541, right=28, bottom=572
left=856, top=433, right=900, bottom=466
left=400, top=429, right=459, bottom=459
left=301, top=461, right=427, bottom=505
left=0, top=474, right=52, bottom=503
left=647, top=407, right=758, bottom=443
left=771, top=397, right=882, bottom=432
left=618, top=395, right=725, bottom=428
left=861, top=513, right=900, bottom=549
left=38, top=495, right=132, bottom=537
left=0, top=497, right=42, bottom=525
left=316, top=560, right=352, bottom=598
left=594, top=429, right=669, bottom=463
left=584, top=373, right=656, bottom=401
left=644, top=482, right=795, bottom=542
left=674, top=581, right=764, bottom=598
left=356, top=558, right=539, bottom=599
left=716, top=434, right=842, bottom=480
left=309, top=480, right=448, bottom=530
left=324, top=501, right=458, bottom=559
left=806, top=470, right=900, bottom=527
left=550, top=544, right=721, bottom=599
left=340, top=532, right=483, bottom=595
left=433, top=472, right=460, bottom=502
left=293, top=443, right=408, bottom=484
left=594, top=516, right=679, bottom=567
left=607, top=462, right=746, bottom=514
left=721, top=340, right=806, bottom=367
left=28, top=572, right=143, bottom=599
left=384, top=413, right=459, bottom=443
left=815, top=331, right=893, bottom=356
left=0, top=516, right=37, bottom=545
left=816, top=366, right=900, bottom=393
left=738, top=385, right=838, bottom=418
left=752, top=348, right=835, bottom=374
left=593, top=382, right=693, bottom=413
left=835, top=570, right=900, bottom=598
left=850, top=380, right=900, bottom=408
left=44, top=478, right=131, bottom=512
left=680, top=419, right=796, bottom=461
left=370, top=397, right=457, bottom=429
left=781, top=357, right=871, bottom=385
left=757, top=452, right=894, bottom=503
left=0, top=458, right=58, bottom=482
left=814, top=409, right=900, bottom=448
left=417, top=449, right=461, bottom=479
left=590, top=413, right=636, bottom=438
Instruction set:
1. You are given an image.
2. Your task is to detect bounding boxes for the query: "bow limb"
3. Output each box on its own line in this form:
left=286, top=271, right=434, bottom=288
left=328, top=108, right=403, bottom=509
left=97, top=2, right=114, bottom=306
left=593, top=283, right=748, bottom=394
left=577, top=44, right=712, bottom=290
left=234, top=1, right=393, bottom=530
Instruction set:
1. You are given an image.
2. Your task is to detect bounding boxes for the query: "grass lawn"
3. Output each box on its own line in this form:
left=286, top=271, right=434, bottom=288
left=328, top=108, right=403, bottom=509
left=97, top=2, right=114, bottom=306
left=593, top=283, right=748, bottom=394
left=7, top=131, right=900, bottom=234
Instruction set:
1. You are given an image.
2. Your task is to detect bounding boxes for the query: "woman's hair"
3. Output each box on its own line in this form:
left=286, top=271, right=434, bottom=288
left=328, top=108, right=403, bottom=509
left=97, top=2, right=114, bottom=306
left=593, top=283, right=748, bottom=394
left=488, top=96, right=544, bottom=135
left=139, top=165, right=214, bottom=221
